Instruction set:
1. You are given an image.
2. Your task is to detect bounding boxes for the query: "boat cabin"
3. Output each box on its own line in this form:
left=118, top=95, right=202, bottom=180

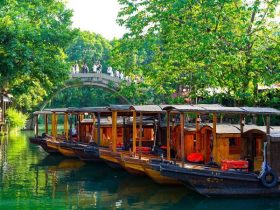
left=163, top=105, right=280, bottom=172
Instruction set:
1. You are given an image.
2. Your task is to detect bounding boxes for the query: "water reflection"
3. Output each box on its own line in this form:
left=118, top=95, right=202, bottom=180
left=1, top=132, right=280, bottom=209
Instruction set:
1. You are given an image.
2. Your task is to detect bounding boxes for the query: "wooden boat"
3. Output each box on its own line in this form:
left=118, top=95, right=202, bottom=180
left=30, top=135, right=59, bottom=154
left=118, top=105, right=182, bottom=185
left=30, top=108, right=68, bottom=153
left=98, top=105, right=163, bottom=172
left=160, top=160, right=280, bottom=197
left=158, top=105, right=280, bottom=197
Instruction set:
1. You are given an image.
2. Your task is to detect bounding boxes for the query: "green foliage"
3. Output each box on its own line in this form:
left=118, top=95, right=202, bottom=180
left=113, top=0, right=280, bottom=106
left=46, top=87, right=126, bottom=108
left=66, top=31, right=112, bottom=71
left=6, top=108, right=28, bottom=129
left=0, top=0, right=76, bottom=111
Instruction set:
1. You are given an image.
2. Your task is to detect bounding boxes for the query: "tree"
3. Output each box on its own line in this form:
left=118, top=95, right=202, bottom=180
left=0, top=0, right=76, bottom=111
left=66, top=31, right=112, bottom=71
left=114, top=0, right=280, bottom=105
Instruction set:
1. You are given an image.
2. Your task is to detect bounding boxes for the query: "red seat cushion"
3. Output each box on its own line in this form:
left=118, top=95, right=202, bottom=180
left=136, top=146, right=151, bottom=152
left=187, top=153, right=204, bottom=163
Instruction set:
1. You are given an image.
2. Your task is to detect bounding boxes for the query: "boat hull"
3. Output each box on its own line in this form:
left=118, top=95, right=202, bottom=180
left=145, top=160, right=181, bottom=185
left=122, top=156, right=146, bottom=175
left=30, top=137, right=59, bottom=153
left=58, top=143, right=78, bottom=157
left=160, top=163, right=280, bottom=197
left=46, top=140, right=60, bottom=153
left=99, top=149, right=124, bottom=169
left=73, top=146, right=101, bottom=162
left=29, top=137, right=42, bottom=145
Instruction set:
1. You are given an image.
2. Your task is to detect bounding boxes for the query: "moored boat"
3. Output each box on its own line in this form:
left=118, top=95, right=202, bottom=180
left=158, top=105, right=280, bottom=197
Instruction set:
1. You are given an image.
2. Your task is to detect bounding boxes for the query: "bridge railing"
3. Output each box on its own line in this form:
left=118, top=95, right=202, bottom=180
left=71, top=73, right=126, bottom=86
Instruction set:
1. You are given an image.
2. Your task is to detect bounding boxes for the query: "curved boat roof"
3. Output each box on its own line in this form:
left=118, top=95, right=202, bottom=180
left=162, top=104, right=280, bottom=115
left=34, top=104, right=280, bottom=116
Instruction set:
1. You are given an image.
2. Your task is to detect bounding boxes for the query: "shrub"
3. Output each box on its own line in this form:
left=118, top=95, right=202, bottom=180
left=6, top=108, right=28, bottom=130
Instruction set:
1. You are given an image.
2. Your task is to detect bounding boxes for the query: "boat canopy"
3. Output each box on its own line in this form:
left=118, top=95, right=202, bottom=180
left=241, top=107, right=280, bottom=115
left=109, top=104, right=131, bottom=111
left=162, top=104, right=280, bottom=115
left=33, top=108, right=67, bottom=115
left=130, top=105, right=164, bottom=113
left=34, top=104, right=280, bottom=116
left=67, top=107, right=110, bottom=113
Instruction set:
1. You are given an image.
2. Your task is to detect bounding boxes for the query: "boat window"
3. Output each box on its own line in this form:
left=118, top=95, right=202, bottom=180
left=229, top=138, right=241, bottom=154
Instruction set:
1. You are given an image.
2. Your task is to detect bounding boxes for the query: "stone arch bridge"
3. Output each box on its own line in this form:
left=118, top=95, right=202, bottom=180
left=40, top=73, right=130, bottom=111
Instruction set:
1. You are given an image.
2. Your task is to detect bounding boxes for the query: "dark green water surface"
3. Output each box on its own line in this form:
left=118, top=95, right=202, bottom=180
left=0, top=132, right=280, bottom=210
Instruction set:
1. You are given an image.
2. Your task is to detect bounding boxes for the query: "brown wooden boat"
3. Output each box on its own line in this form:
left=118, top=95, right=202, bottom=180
left=159, top=105, right=280, bottom=197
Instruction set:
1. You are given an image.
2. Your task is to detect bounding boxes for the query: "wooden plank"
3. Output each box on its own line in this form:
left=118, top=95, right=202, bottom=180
left=77, top=114, right=80, bottom=142
left=196, top=113, right=200, bottom=153
left=240, top=115, right=244, bottom=134
left=133, top=111, right=136, bottom=155
left=51, top=113, right=57, bottom=139
left=112, top=111, right=117, bottom=152
left=35, top=115, right=38, bottom=137
left=54, top=113, right=58, bottom=140
left=212, top=113, right=217, bottom=162
left=266, top=115, right=271, bottom=165
left=64, top=113, right=69, bottom=141
left=92, top=114, right=95, bottom=141
left=166, top=111, right=171, bottom=160
left=139, top=112, right=143, bottom=159
left=97, top=112, right=101, bottom=145
left=44, top=114, right=48, bottom=134
left=266, top=115, right=270, bottom=135
left=216, top=137, right=229, bottom=164
left=123, top=117, right=126, bottom=147
left=217, top=133, right=241, bottom=138
left=180, top=113, right=185, bottom=167
left=185, top=134, right=194, bottom=156
left=69, top=114, right=73, bottom=142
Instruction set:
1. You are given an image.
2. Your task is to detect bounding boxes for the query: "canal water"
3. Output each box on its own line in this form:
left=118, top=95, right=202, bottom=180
left=0, top=132, right=279, bottom=210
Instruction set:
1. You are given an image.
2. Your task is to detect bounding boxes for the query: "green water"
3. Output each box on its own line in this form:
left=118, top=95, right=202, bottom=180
left=0, top=132, right=280, bottom=210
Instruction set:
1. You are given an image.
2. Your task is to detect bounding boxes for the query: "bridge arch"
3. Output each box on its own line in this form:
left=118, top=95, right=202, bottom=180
left=40, top=73, right=130, bottom=110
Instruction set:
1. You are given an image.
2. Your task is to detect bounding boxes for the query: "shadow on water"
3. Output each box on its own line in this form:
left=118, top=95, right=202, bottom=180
left=0, top=132, right=280, bottom=209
